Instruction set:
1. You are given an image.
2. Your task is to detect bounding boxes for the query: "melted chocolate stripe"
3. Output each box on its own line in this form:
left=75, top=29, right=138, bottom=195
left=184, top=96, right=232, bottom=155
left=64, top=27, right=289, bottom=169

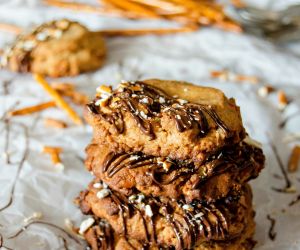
left=99, top=188, right=233, bottom=250
left=88, top=82, right=230, bottom=138
left=100, top=143, right=261, bottom=190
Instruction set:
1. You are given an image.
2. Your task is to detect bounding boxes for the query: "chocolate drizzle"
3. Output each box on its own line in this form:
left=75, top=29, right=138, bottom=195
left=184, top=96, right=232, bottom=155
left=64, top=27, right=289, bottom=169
left=289, top=194, right=300, bottom=207
left=86, top=219, right=114, bottom=250
left=85, top=185, right=235, bottom=250
left=87, top=81, right=230, bottom=139
left=268, top=137, right=293, bottom=193
left=266, top=215, right=277, bottom=241
left=100, top=142, right=263, bottom=189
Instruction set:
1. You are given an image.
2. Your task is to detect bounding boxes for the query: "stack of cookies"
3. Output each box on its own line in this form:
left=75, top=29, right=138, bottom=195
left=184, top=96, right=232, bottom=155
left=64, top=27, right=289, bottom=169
left=77, top=79, right=265, bottom=250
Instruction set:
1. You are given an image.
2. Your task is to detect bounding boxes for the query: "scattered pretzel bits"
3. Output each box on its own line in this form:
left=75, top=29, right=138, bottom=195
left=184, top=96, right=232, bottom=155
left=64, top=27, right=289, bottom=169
left=44, top=118, right=68, bottom=128
left=210, top=70, right=258, bottom=84
left=34, top=74, right=82, bottom=125
left=288, top=146, right=300, bottom=173
left=9, top=101, right=56, bottom=116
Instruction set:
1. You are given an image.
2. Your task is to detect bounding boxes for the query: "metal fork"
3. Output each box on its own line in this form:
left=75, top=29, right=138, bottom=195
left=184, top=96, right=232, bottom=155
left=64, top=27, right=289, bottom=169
left=226, top=4, right=300, bottom=43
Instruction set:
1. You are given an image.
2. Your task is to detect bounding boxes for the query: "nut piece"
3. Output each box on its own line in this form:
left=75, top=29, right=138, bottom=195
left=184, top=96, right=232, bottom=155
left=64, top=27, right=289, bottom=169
left=145, top=204, right=153, bottom=217
left=79, top=217, right=95, bottom=235
left=96, top=189, right=110, bottom=199
left=288, top=146, right=300, bottom=173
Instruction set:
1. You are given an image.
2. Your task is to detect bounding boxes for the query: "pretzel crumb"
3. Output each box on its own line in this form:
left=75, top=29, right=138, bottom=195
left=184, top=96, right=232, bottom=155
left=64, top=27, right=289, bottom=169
left=288, top=146, right=300, bottom=173
left=278, top=90, right=289, bottom=110
left=258, top=86, right=275, bottom=98
left=42, top=146, right=63, bottom=169
left=44, top=118, right=67, bottom=128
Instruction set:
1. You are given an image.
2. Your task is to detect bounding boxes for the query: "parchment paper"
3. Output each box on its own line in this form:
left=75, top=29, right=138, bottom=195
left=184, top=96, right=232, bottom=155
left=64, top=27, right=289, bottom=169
left=0, top=0, right=300, bottom=249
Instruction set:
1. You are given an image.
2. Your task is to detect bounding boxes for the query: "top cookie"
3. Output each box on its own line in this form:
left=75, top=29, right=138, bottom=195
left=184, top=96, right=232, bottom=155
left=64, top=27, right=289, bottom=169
left=85, top=79, right=245, bottom=163
left=1, top=19, right=106, bottom=77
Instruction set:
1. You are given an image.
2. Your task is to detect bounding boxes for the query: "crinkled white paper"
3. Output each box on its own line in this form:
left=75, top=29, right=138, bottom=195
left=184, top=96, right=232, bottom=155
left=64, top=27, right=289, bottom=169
left=0, top=1, right=300, bottom=249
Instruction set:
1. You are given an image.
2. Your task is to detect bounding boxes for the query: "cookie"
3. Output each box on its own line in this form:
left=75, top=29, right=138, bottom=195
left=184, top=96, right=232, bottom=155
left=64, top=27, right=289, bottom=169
left=85, top=80, right=245, bottom=163
left=1, top=19, right=106, bottom=77
left=85, top=141, right=264, bottom=202
left=77, top=182, right=254, bottom=249
left=84, top=215, right=255, bottom=250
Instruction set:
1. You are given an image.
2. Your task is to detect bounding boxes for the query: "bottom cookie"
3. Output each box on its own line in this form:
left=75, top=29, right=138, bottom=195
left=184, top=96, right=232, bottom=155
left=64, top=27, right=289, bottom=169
left=84, top=213, right=255, bottom=250
left=77, top=181, right=255, bottom=249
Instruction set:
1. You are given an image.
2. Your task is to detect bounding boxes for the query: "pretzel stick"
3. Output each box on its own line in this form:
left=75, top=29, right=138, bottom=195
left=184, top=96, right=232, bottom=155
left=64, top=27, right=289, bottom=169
left=9, top=101, right=56, bottom=116
left=214, top=19, right=242, bottom=33
left=133, top=0, right=186, bottom=12
left=34, top=74, right=82, bottom=125
left=44, top=0, right=135, bottom=18
left=52, top=82, right=89, bottom=105
left=288, top=146, right=300, bottom=173
left=44, top=118, right=68, bottom=128
left=0, top=23, right=22, bottom=34
left=97, top=26, right=196, bottom=37
left=102, top=0, right=160, bottom=18
left=52, top=82, right=75, bottom=92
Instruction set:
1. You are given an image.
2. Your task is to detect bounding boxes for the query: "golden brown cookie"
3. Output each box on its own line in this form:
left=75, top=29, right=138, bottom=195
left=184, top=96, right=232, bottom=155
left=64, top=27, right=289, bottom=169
left=78, top=182, right=254, bottom=249
left=84, top=215, right=255, bottom=250
left=1, top=19, right=106, bottom=77
left=85, top=141, right=264, bottom=203
left=85, top=80, right=245, bottom=163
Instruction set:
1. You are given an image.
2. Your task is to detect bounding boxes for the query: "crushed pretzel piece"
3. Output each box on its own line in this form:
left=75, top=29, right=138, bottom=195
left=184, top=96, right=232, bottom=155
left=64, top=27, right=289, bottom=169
left=211, top=70, right=259, bottom=84
left=43, top=146, right=63, bottom=167
left=258, top=86, right=275, bottom=97
left=278, top=90, right=289, bottom=110
left=288, top=146, right=300, bottom=173
left=44, top=118, right=67, bottom=128
left=8, top=101, right=56, bottom=116
left=235, top=75, right=258, bottom=84
left=52, top=82, right=75, bottom=92
left=34, top=74, right=82, bottom=124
